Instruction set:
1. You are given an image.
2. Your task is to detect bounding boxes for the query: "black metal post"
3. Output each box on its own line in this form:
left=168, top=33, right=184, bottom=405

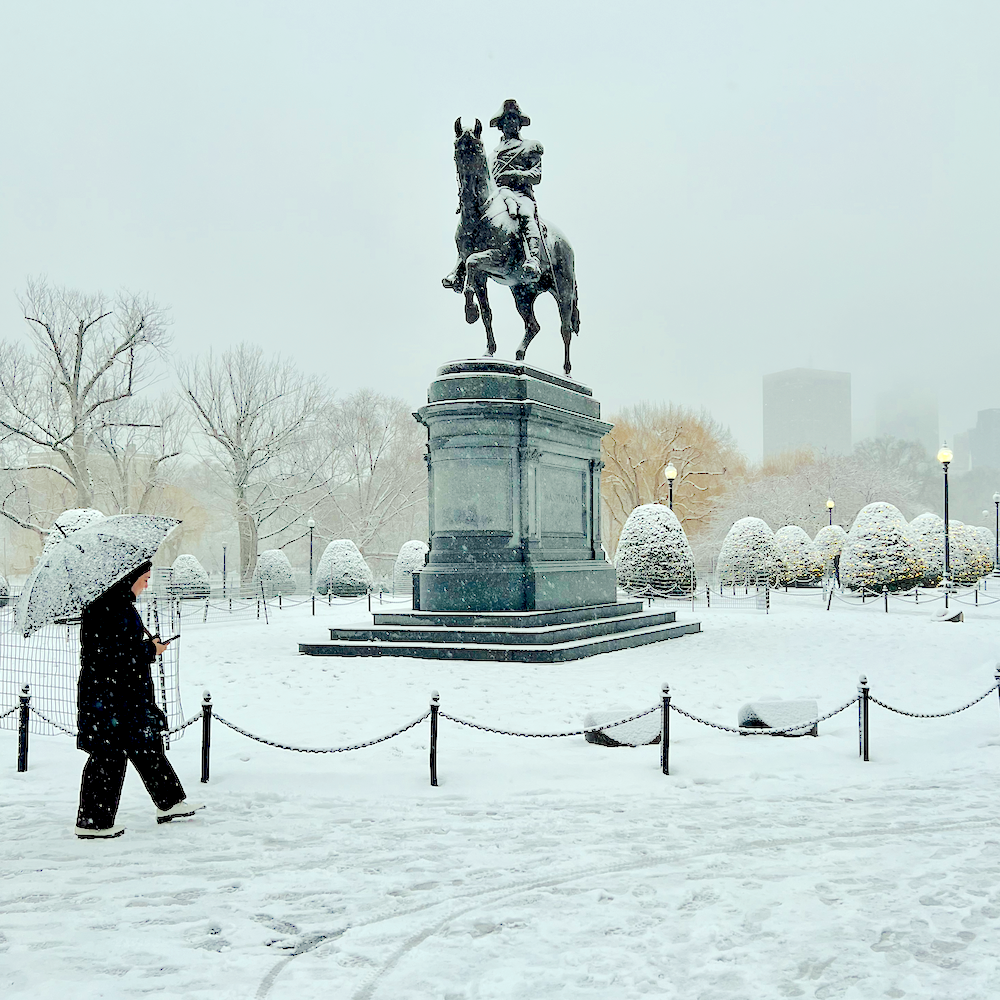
left=309, top=523, right=315, bottom=615
left=668, top=479, right=673, bottom=511
left=995, top=497, right=1000, bottom=573
left=222, top=545, right=227, bottom=598
left=201, top=690, right=212, bottom=783
left=883, top=586, right=889, bottom=613
left=943, top=461, right=951, bottom=608
left=995, top=664, right=1000, bottom=728
left=660, top=683, right=670, bottom=775
left=429, top=691, right=439, bottom=787
left=17, top=683, right=29, bottom=772
left=859, top=675, right=869, bottom=762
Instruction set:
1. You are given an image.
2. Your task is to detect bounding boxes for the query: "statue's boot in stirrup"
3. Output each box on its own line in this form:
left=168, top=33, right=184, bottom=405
left=523, top=236, right=542, bottom=279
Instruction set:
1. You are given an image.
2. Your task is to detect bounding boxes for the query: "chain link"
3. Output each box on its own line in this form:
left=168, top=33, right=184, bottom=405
left=27, top=705, right=78, bottom=736
left=438, top=705, right=660, bottom=738
left=868, top=684, right=999, bottom=719
left=212, top=710, right=431, bottom=753
left=669, top=697, right=859, bottom=735
left=0, top=705, right=19, bottom=721
left=165, top=712, right=203, bottom=735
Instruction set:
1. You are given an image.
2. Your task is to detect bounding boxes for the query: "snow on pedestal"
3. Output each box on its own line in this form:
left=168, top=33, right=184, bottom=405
left=42, top=508, right=106, bottom=555
left=257, top=549, right=296, bottom=597
left=716, top=517, right=784, bottom=587
left=841, top=503, right=923, bottom=592
left=614, top=503, right=696, bottom=596
left=169, top=554, right=211, bottom=598
left=774, top=525, right=823, bottom=586
left=394, top=540, right=429, bottom=586
left=315, top=539, right=372, bottom=597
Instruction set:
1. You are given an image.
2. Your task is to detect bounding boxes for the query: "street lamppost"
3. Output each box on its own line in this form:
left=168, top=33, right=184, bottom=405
left=308, top=518, right=315, bottom=591
left=222, top=544, right=227, bottom=598
left=826, top=498, right=835, bottom=526
left=664, top=463, right=677, bottom=511
left=993, top=493, right=1000, bottom=574
left=937, top=445, right=952, bottom=606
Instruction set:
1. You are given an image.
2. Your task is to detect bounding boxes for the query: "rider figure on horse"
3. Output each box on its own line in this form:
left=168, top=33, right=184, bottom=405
left=490, top=99, right=544, bottom=279
left=443, top=99, right=544, bottom=292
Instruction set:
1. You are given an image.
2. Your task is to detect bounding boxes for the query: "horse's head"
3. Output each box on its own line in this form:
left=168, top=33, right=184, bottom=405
left=453, top=118, right=490, bottom=217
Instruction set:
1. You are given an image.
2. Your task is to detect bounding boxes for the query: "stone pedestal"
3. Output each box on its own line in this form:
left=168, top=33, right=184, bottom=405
left=412, top=359, right=616, bottom=612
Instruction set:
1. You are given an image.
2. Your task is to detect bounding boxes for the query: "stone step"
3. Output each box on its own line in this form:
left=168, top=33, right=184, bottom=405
left=372, top=601, right=645, bottom=629
left=299, top=620, right=701, bottom=663
left=329, top=610, right=678, bottom=646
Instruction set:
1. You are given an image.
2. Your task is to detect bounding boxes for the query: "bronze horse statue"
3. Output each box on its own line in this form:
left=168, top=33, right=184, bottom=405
left=443, top=119, right=580, bottom=375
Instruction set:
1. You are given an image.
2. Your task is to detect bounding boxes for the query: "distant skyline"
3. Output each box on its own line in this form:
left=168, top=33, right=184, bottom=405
left=1, top=2, right=998, bottom=460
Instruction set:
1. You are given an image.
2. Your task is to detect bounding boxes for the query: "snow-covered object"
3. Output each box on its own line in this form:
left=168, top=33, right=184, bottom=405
left=908, top=513, right=945, bottom=586
left=813, top=524, right=848, bottom=570
left=42, top=508, right=106, bottom=555
left=973, top=526, right=996, bottom=574
left=583, top=708, right=661, bottom=747
left=169, top=554, right=211, bottom=598
left=16, top=514, right=179, bottom=636
left=394, top=540, right=429, bottom=581
left=738, top=700, right=819, bottom=735
left=614, top=504, right=696, bottom=596
left=840, top=503, right=923, bottom=593
left=0, top=574, right=8, bottom=609
left=257, top=549, right=296, bottom=597
left=716, top=517, right=784, bottom=587
left=774, top=526, right=822, bottom=585
left=315, top=539, right=372, bottom=596
left=951, top=523, right=992, bottom=585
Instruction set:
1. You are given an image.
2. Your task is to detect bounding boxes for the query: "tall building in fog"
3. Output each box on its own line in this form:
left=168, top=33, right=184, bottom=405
left=969, top=409, right=1000, bottom=469
left=763, top=368, right=851, bottom=459
left=876, top=389, right=938, bottom=457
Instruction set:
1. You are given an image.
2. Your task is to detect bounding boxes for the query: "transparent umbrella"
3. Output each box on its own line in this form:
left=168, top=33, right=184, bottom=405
left=15, top=514, right=180, bottom=636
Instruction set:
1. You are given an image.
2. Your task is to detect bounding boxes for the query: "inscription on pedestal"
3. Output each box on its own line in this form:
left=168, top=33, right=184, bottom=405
left=433, top=459, right=513, bottom=532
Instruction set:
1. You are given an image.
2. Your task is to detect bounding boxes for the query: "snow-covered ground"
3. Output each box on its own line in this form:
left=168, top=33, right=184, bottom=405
left=3, top=591, right=1000, bottom=999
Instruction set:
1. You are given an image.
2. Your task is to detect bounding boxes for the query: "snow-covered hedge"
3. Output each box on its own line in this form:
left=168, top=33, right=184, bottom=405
left=716, top=517, right=784, bottom=587
left=394, top=540, right=428, bottom=582
left=614, top=504, right=696, bottom=596
left=974, top=526, right=996, bottom=575
left=257, top=549, right=296, bottom=597
left=42, top=508, right=106, bottom=554
left=0, top=574, right=8, bottom=608
left=907, top=513, right=945, bottom=586
left=951, top=523, right=992, bottom=585
left=841, top=503, right=923, bottom=593
left=315, top=539, right=372, bottom=596
left=813, top=524, right=848, bottom=570
left=169, top=554, right=211, bottom=598
left=774, top=525, right=822, bottom=585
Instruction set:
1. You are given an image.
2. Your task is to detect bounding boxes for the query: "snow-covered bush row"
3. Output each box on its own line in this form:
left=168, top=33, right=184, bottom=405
left=315, top=539, right=372, bottom=596
left=169, top=554, right=211, bottom=597
left=42, top=508, right=106, bottom=555
left=774, top=525, right=822, bottom=585
left=951, top=523, right=992, bottom=585
left=394, top=540, right=428, bottom=583
left=841, top=503, right=923, bottom=593
left=907, top=513, right=945, bottom=586
left=974, top=526, right=996, bottom=574
left=908, top=514, right=994, bottom=586
left=257, top=549, right=296, bottom=597
left=614, top=504, right=696, bottom=596
left=813, top=524, right=848, bottom=568
left=716, top=517, right=785, bottom=587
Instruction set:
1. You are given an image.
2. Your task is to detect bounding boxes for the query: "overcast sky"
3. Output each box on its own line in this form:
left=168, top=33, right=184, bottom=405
left=2, top=1, right=997, bottom=459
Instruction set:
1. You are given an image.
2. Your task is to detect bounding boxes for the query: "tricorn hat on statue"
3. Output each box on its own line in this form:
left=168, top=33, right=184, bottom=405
left=490, top=99, right=530, bottom=129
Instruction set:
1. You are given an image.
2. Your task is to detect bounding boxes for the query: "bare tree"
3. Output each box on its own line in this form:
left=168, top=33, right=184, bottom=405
left=0, top=279, right=170, bottom=533
left=178, top=344, right=329, bottom=584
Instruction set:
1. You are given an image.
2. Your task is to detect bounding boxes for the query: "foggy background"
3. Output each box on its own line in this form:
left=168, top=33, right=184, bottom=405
left=1, top=1, right=997, bottom=458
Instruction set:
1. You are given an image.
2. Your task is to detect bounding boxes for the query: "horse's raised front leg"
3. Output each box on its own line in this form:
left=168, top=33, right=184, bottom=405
left=464, top=251, right=499, bottom=356
left=511, top=285, right=541, bottom=363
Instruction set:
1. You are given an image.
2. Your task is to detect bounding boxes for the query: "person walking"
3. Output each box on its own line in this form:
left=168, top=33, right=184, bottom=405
left=75, top=561, right=203, bottom=839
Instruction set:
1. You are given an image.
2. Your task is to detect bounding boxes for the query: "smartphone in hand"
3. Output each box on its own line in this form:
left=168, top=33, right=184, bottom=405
left=157, top=634, right=181, bottom=645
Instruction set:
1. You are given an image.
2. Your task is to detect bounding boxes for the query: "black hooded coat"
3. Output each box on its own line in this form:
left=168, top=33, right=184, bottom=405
left=77, top=585, right=167, bottom=753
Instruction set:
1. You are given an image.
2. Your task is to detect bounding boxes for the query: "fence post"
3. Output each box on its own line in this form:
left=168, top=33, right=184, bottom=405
left=765, top=586, right=770, bottom=613
left=883, top=586, right=889, bottom=613
left=660, top=682, right=670, bottom=775
left=706, top=586, right=710, bottom=608
left=429, top=691, right=439, bottom=787
left=312, top=594, right=316, bottom=616
left=859, top=675, right=869, bottom=762
left=995, top=663, right=1000, bottom=726
left=17, top=683, right=29, bottom=773
left=260, top=579, right=269, bottom=625
left=200, top=690, right=212, bottom=784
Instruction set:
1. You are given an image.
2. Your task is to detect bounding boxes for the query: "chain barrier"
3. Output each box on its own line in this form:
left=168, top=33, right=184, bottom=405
left=165, top=712, right=204, bottom=735
left=27, top=705, right=78, bottom=736
left=0, top=705, right=19, bottom=721
left=869, top=683, right=1000, bottom=719
left=438, top=704, right=660, bottom=739
left=669, top=697, right=859, bottom=735
left=212, top=710, right=431, bottom=753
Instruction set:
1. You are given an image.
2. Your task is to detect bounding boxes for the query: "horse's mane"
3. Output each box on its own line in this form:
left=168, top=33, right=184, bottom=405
left=455, top=133, right=491, bottom=220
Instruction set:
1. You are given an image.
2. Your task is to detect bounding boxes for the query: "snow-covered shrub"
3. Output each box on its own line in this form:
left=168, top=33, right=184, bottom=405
left=257, top=549, right=296, bottom=597
left=716, top=517, right=784, bottom=587
left=315, top=539, right=372, bottom=596
left=614, top=504, right=696, bottom=596
left=813, top=524, right=848, bottom=571
left=169, top=554, right=211, bottom=598
left=42, top=508, right=106, bottom=554
left=774, top=525, right=823, bottom=585
left=951, top=523, right=991, bottom=585
left=908, top=513, right=945, bottom=586
left=394, top=540, right=428, bottom=583
left=841, top=503, right=923, bottom=593
left=974, top=526, right=996, bottom=575
left=0, top=574, right=8, bottom=608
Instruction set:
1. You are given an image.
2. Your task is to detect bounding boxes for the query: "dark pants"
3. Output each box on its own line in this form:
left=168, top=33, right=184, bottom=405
left=76, top=745, right=186, bottom=829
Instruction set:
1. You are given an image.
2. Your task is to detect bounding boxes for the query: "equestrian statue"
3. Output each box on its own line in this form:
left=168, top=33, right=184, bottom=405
left=442, top=100, right=580, bottom=375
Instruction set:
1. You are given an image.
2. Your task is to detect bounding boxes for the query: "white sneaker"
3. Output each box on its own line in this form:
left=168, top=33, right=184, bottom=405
left=156, top=800, right=205, bottom=824
left=76, top=825, right=125, bottom=839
